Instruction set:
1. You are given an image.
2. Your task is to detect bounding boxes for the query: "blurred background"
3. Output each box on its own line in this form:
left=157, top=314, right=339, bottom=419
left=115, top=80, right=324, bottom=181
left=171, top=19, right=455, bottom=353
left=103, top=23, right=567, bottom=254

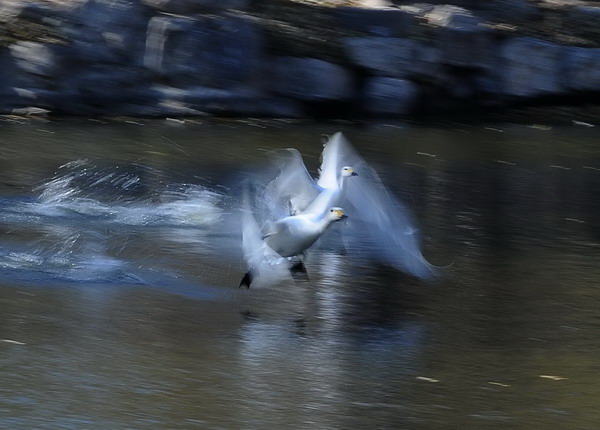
left=1, top=0, right=599, bottom=121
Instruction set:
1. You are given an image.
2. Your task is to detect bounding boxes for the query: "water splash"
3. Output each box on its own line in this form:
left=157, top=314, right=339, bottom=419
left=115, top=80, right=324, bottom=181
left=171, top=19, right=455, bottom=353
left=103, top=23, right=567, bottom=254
left=0, top=160, right=230, bottom=285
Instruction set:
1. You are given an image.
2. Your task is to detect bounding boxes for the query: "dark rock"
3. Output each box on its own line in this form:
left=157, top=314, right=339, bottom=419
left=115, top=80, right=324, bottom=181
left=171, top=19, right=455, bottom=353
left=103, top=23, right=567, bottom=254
left=569, top=6, right=600, bottom=42
left=344, top=37, right=440, bottom=79
left=363, top=76, right=418, bottom=115
left=564, top=47, right=600, bottom=92
left=478, top=0, right=539, bottom=24
left=58, top=66, right=149, bottom=109
left=426, top=5, right=494, bottom=69
left=143, top=14, right=263, bottom=88
left=270, top=57, right=354, bottom=101
left=66, top=0, right=152, bottom=67
left=570, top=5, right=600, bottom=26
left=499, top=37, right=564, bottom=97
left=436, top=26, right=494, bottom=69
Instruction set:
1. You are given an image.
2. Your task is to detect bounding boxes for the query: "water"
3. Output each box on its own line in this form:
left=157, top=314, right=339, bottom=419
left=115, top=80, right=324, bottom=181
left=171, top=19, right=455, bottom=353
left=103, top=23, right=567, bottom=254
left=1, top=118, right=600, bottom=429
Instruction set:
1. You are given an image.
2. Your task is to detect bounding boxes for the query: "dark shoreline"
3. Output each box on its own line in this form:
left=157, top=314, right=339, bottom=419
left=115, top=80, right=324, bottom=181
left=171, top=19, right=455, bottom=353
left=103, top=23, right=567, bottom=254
left=1, top=0, right=599, bottom=123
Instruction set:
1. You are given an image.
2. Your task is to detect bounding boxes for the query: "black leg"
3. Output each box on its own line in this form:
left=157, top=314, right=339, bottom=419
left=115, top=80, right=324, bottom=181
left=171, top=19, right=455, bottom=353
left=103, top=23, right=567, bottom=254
left=239, top=270, right=254, bottom=288
left=290, top=261, right=309, bottom=280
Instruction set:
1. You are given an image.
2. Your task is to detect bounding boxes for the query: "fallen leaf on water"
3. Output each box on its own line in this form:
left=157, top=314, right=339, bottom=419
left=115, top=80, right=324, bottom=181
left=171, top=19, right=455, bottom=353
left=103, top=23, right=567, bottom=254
left=539, top=375, right=568, bottom=381
left=488, top=382, right=511, bottom=387
left=572, top=120, right=594, bottom=127
left=416, top=376, right=439, bottom=383
left=529, top=124, right=552, bottom=130
left=1, top=339, right=26, bottom=345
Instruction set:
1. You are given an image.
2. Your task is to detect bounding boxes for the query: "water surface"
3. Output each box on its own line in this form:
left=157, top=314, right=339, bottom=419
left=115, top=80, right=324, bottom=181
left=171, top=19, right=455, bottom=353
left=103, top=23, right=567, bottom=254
left=1, top=118, right=600, bottom=429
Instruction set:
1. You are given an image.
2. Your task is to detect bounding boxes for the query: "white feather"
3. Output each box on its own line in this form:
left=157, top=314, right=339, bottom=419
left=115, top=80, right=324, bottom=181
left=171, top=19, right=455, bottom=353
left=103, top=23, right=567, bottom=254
left=264, top=132, right=439, bottom=279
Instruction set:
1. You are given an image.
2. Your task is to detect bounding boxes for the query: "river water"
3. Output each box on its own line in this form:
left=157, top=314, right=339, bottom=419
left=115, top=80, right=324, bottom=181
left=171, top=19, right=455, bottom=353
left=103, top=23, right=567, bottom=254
left=0, top=118, right=599, bottom=429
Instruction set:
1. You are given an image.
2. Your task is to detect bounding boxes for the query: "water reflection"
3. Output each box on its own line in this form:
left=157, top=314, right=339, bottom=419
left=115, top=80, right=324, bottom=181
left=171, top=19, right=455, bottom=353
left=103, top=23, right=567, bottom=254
left=236, top=266, right=427, bottom=429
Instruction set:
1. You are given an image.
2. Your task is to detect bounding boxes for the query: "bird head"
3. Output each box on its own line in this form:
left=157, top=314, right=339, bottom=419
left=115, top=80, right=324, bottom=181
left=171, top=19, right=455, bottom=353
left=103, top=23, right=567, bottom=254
left=327, top=207, right=348, bottom=222
left=341, top=166, right=358, bottom=178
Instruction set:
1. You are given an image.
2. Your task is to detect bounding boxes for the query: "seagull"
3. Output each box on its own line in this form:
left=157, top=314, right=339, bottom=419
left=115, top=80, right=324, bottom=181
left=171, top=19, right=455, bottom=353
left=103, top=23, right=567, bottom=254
left=264, top=146, right=358, bottom=217
left=264, top=132, right=440, bottom=280
left=263, top=207, right=347, bottom=258
left=239, top=184, right=348, bottom=288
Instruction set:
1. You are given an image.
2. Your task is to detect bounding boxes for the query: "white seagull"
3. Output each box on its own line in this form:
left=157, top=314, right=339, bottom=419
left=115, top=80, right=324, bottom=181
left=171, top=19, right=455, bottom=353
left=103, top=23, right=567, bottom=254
left=239, top=184, right=348, bottom=288
left=264, top=145, right=358, bottom=217
left=263, top=132, right=440, bottom=280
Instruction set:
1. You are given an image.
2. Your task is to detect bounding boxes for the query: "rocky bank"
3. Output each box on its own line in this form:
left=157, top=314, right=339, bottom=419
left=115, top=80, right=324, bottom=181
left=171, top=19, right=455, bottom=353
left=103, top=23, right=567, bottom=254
left=1, top=0, right=600, bottom=120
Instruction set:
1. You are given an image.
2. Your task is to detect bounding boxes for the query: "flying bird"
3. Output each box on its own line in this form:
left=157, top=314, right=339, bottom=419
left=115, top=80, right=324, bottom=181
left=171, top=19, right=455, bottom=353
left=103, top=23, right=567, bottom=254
left=239, top=184, right=348, bottom=288
left=263, top=132, right=439, bottom=279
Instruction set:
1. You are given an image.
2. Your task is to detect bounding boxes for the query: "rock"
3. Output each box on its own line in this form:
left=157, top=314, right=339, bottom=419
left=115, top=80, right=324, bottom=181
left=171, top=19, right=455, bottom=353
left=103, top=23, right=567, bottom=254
left=143, top=14, right=263, bottom=88
left=570, top=5, right=600, bottom=25
left=333, top=7, right=418, bottom=37
left=478, top=0, right=539, bottom=24
left=0, top=47, right=51, bottom=112
left=363, top=77, right=418, bottom=115
left=66, top=0, right=152, bottom=66
left=426, top=5, right=494, bottom=69
left=9, top=41, right=64, bottom=77
left=142, top=0, right=250, bottom=14
left=425, top=5, right=480, bottom=29
left=569, top=6, right=600, bottom=38
left=270, top=57, right=354, bottom=101
left=58, top=66, right=149, bottom=110
left=499, top=37, right=564, bottom=97
left=437, top=26, right=494, bottom=69
left=564, top=47, right=600, bottom=92
left=0, top=85, right=63, bottom=114
left=344, top=37, right=440, bottom=79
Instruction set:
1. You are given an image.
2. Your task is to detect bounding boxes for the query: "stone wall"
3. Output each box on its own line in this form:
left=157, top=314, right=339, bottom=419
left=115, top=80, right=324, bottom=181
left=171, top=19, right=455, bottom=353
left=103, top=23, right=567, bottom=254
left=1, top=0, right=599, bottom=118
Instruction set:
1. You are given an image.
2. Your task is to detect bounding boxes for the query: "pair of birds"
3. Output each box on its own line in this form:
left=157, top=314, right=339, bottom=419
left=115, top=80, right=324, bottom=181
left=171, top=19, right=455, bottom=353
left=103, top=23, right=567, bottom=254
left=240, top=132, right=438, bottom=288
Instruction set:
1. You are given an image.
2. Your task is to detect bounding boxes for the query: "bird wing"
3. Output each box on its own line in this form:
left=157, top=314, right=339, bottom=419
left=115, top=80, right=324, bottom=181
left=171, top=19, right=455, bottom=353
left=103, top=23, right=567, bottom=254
left=264, top=148, right=321, bottom=215
left=343, top=172, right=438, bottom=279
left=317, top=133, right=438, bottom=279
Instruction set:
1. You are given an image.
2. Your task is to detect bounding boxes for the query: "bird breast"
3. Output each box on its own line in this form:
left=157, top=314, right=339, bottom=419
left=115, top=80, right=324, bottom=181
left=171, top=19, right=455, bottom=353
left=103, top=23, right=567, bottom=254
left=265, top=218, right=322, bottom=257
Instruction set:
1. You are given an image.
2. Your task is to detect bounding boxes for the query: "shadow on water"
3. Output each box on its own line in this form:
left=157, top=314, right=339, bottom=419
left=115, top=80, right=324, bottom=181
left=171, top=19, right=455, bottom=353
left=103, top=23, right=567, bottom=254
left=1, top=119, right=600, bottom=429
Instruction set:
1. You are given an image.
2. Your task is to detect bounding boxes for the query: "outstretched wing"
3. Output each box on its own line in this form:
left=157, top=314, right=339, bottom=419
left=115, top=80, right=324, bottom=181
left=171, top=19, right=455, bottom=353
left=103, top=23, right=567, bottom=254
left=320, top=133, right=439, bottom=279
left=264, top=148, right=321, bottom=215
left=343, top=172, right=439, bottom=279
